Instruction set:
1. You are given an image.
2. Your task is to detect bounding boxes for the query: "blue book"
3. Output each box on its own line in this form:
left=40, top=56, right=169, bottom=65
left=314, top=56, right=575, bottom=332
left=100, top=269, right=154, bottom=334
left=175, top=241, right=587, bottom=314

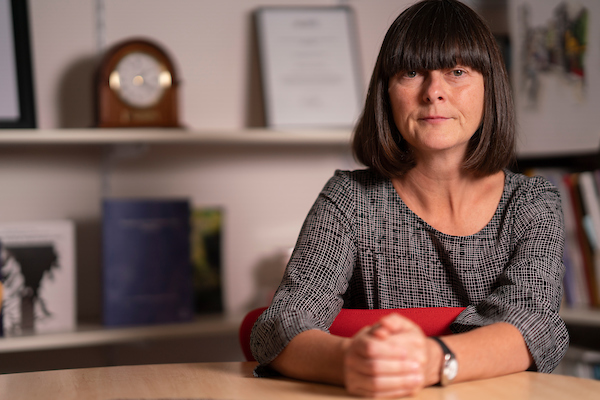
left=102, top=199, right=193, bottom=327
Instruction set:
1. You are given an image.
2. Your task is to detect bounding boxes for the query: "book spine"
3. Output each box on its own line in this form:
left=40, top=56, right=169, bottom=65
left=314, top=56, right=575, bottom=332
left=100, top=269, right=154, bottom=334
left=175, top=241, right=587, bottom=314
left=564, top=173, right=598, bottom=307
left=578, top=171, right=600, bottom=305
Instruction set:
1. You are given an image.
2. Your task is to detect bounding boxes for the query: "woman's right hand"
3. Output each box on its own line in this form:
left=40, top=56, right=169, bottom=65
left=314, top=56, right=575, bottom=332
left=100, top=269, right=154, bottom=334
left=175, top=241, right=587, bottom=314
left=343, top=313, right=430, bottom=398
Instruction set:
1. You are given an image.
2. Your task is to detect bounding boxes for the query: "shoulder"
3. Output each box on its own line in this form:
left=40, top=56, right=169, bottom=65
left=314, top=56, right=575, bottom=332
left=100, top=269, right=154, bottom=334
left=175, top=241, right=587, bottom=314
left=505, top=169, right=557, bottom=190
left=315, top=169, right=391, bottom=221
left=503, top=169, right=563, bottom=226
left=327, top=168, right=387, bottom=186
left=504, top=169, right=561, bottom=206
left=322, top=169, right=389, bottom=200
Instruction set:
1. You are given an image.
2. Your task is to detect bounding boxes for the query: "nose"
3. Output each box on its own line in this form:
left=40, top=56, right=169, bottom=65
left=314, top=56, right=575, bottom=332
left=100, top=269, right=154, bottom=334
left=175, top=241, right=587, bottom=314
left=423, top=71, right=446, bottom=103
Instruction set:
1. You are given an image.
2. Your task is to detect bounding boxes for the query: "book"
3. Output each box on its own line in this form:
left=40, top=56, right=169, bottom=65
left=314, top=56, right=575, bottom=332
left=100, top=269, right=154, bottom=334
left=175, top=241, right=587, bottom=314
left=0, top=220, right=76, bottom=336
left=578, top=171, right=600, bottom=303
left=102, top=199, right=193, bottom=327
left=190, top=207, right=223, bottom=314
left=540, top=170, right=586, bottom=307
left=564, top=173, right=598, bottom=306
left=0, top=281, right=3, bottom=336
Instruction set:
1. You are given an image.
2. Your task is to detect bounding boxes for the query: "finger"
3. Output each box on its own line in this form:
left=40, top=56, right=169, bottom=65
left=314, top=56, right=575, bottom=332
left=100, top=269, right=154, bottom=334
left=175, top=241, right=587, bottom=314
left=346, top=357, right=421, bottom=377
left=383, top=331, right=427, bottom=353
left=374, top=313, right=424, bottom=336
left=369, top=323, right=393, bottom=340
left=346, top=372, right=425, bottom=398
left=357, top=314, right=419, bottom=341
left=351, top=331, right=427, bottom=361
left=349, top=333, right=401, bottom=359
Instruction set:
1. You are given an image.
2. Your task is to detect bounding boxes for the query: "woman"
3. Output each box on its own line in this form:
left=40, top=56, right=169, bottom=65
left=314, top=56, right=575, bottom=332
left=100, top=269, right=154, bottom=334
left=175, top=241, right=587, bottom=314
left=251, top=0, right=568, bottom=398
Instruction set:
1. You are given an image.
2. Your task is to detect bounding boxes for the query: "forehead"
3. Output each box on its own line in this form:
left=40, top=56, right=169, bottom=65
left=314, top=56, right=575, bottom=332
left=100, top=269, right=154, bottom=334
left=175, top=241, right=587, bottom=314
left=382, top=1, right=492, bottom=76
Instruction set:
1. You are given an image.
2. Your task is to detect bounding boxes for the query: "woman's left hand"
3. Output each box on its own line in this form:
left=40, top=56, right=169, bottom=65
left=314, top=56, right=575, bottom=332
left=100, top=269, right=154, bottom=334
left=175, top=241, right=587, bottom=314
left=343, top=313, right=430, bottom=398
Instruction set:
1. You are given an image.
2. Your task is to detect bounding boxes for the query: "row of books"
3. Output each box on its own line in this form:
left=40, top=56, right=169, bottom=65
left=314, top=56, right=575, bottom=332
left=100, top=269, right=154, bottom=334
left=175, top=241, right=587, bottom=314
left=531, top=169, right=600, bottom=309
left=559, top=347, right=600, bottom=380
left=0, top=200, right=223, bottom=337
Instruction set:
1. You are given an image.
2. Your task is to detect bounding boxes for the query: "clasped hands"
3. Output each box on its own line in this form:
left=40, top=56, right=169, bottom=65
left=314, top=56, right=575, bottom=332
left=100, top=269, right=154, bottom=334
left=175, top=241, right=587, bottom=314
left=343, top=313, right=435, bottom=398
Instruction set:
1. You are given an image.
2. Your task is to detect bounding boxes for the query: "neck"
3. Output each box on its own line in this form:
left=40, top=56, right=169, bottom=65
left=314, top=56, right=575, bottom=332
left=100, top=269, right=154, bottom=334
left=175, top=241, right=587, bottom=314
left=392, top=165, right=505, bottom=236
left=395, top=167, right=473, bottom=213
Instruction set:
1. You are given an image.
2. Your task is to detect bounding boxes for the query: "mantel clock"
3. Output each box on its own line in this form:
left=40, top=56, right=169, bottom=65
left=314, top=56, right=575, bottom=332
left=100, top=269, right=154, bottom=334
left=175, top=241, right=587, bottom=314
left=96, top=39, right=180, bottom=128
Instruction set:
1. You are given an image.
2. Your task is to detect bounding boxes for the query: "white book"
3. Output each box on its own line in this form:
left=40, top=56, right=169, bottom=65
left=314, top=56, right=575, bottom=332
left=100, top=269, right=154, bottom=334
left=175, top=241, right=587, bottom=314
left=0, top=220, right=76, bottom=336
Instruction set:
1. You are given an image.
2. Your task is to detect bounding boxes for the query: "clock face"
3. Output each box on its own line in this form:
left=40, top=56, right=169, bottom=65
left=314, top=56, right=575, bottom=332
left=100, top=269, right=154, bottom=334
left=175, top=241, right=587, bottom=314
left=110, top=52, right=172, bottom=108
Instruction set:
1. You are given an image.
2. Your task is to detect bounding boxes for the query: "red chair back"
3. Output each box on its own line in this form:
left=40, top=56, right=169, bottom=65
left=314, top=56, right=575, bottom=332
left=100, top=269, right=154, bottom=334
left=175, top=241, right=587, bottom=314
left=239, top=306, right=466, bottom=362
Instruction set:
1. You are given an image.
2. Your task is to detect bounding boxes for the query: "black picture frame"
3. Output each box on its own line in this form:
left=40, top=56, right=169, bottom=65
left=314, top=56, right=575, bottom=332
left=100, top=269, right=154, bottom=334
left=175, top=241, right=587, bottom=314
left=0, top=0, right=36, bottom=129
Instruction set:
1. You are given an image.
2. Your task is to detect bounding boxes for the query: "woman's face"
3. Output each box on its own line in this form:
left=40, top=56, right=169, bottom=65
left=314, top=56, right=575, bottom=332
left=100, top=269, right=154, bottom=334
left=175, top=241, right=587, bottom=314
left=388, top=66, right=485, bottom=161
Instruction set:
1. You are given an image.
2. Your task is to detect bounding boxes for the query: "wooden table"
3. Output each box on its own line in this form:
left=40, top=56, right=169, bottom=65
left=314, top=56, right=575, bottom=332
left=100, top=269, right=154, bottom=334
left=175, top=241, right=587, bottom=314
left=1, top=361, right=599, bottom=399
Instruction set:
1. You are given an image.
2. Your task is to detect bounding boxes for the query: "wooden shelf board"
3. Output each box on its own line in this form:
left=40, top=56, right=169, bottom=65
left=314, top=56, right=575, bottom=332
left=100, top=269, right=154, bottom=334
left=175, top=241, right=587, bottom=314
left=560, top=308, right=600, bottom=326
left=0, top=314, right=242, bottom=353
left=0, top=128, right=352, bottom=146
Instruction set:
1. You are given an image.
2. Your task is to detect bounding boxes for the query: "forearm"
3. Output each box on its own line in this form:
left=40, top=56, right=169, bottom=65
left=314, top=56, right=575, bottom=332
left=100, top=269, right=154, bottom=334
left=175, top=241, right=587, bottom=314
left=424, top=322, right=533, bottom=386
left=269, top=329, right=350, bottom=386
left=269, top=320, right=533, bottom=397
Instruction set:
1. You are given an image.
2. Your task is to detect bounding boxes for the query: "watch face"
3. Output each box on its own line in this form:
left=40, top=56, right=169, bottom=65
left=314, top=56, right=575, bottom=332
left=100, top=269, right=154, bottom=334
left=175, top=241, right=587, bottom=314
left=445, top=358, right=459, bottom=381
left=110, top=52, right=172, bottom=108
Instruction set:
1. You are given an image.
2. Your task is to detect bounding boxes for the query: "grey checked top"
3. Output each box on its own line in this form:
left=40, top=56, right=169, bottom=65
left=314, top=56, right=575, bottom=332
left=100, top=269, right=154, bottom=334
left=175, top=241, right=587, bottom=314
left=251, top=169, right=569, bottom=373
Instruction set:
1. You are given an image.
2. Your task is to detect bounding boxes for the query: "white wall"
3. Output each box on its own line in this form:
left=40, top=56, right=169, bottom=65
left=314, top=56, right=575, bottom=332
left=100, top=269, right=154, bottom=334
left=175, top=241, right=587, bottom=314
left=23, top=0, right=415, bottom=319
left=28, top=0, right=414, bottom=131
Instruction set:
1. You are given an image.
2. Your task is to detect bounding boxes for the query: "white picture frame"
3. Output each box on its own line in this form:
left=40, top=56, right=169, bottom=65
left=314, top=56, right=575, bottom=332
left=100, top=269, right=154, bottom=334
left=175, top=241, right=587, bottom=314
left=0, top=220, right=76, bottom=336
left=255, top=6, right=363, bottom=129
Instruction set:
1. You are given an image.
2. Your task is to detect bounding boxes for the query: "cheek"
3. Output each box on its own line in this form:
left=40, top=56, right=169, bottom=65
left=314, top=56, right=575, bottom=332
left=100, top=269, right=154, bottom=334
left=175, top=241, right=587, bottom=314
left=389, top=91, right=413, bottom=124
left=390, top=104, right=411, bottom=134
left=467, top=86, right=485, bottom=123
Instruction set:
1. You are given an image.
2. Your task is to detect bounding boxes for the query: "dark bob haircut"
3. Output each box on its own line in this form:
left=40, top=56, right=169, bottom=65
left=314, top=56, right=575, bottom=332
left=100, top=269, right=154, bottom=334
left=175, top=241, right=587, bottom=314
left=352, top=0, right=515, bottom=178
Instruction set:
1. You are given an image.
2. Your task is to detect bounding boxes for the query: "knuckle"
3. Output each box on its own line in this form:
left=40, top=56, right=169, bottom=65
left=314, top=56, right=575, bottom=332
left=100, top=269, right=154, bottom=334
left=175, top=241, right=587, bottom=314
left=362, top=360, right=380, bottom=375
left=364, top=341, right=379, bottom=357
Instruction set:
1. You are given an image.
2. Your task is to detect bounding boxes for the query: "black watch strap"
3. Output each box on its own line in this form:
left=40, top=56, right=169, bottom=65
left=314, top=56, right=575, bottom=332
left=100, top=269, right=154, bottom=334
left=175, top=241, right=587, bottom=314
left=431, top=336, right=458, bottom=386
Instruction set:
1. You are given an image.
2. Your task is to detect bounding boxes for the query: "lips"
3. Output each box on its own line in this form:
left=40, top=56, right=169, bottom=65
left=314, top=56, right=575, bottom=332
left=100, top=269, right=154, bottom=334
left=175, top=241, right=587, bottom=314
left=420, top=115, right=450, bottom=122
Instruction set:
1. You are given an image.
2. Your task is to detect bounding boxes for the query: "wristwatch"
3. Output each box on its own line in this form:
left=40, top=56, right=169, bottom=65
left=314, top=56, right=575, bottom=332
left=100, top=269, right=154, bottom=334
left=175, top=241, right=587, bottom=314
left=431, top=336, right=458, bottom=386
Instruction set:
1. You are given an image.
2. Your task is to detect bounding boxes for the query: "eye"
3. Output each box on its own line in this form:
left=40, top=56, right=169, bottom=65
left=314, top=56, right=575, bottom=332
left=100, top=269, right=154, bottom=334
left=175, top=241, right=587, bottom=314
left=404, top=71, right=418, bottom=78
left=452, top=69, right=464, bottom=77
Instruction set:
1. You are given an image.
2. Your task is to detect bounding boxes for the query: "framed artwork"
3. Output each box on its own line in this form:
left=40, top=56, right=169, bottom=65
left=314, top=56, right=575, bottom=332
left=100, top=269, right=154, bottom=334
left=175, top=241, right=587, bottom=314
left=511, top=0, right=598, bottom=155
left=255, top=6, right=362, bottom=129
left=0, top=0, right=36, bottom=128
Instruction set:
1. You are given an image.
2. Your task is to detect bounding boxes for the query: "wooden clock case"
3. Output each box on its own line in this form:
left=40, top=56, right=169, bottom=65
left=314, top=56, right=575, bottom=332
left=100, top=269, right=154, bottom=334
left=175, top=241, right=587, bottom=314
left=95, top=39, right=180, bottom=128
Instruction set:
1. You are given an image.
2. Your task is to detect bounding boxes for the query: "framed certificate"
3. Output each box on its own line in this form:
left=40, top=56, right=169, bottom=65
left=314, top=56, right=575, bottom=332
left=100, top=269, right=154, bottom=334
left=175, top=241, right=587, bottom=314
left=0, top=0, right=36, bottom=128
left=255, top=6, right=362, bottom=129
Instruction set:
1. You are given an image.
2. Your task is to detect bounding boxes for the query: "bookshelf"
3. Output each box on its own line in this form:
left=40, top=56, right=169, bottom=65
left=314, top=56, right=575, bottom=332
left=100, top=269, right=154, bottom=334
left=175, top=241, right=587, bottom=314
left=0, top=315, right=245, bottom=375
left=0, top=127, right=353, bottom=373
